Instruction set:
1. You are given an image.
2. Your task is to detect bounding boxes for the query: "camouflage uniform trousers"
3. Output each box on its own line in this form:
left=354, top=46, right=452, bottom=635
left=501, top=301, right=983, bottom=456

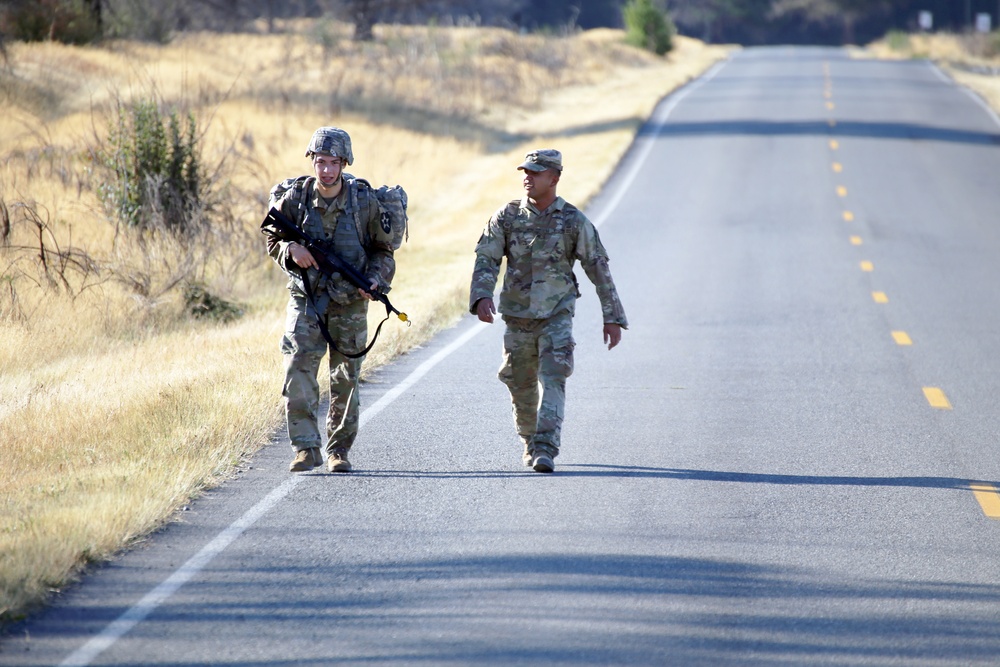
left=498, top=312, right=575, bottom=459
left=280, top=295, right=368, bottom=456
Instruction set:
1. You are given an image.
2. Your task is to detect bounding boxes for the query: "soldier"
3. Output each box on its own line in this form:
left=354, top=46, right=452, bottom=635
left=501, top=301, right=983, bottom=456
left=470, top=149, right=628, bottom=473
left=264, top=127, right=396, bottom=473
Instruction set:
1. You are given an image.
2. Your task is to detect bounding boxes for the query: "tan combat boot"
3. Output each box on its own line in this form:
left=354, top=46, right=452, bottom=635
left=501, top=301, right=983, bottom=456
left=327, top=448, right=352, bottom=473
left=522, top=441, right=533, bottom=467
left=289, top=448, right=319, bottom=472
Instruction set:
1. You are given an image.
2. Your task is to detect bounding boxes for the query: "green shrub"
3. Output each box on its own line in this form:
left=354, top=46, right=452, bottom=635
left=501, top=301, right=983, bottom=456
left=885, top=29, right=910, bottom=53
left=622, top=0, right=675, bottom=56
left=98, top=99, right=203, bottom=233
left=184, top=282, right=244, bottom=322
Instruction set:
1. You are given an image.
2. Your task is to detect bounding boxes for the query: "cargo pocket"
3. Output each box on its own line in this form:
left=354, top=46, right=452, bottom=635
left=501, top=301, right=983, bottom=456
left=280, top=300, right=305, bottom=355
left=542, top=325, right=575, bottom=381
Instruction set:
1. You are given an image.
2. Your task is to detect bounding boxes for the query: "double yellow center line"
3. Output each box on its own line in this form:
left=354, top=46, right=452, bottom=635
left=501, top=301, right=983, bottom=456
left=822, top=61, right=997, bottom=518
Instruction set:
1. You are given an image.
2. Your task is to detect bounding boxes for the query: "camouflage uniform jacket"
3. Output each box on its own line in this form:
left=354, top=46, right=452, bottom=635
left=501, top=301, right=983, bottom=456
left=470, top=196, right=628, bottom=327
left=265, top=174, right=395, bottom=306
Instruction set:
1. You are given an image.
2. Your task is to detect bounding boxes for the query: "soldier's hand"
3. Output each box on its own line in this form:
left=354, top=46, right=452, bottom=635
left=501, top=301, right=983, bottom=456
left=358, top=282, right=379, bottom=301
left=288, top=242, right=318, bottom=270
left=476, top=298, right=496, bottom=324
left=603, top=323, right=622, bottom=350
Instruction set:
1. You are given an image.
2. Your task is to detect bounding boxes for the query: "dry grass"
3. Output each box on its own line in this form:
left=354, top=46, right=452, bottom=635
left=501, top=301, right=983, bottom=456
left=865, top=31, right=1000, bottom=116
left=0, top=21, right=730, bottom=624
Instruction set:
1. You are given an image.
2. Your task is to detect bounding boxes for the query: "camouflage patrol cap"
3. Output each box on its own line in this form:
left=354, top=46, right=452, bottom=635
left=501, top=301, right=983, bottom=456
left=305, top=126, right=354, bottom=165
left=517, top=149, right=562, bottom=173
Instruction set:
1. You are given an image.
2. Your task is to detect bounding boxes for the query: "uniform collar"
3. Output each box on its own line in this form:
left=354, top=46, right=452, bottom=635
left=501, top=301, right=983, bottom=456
left=522, top=195, right=565, bottom=215
left=312, top=182, right=347, bottom=212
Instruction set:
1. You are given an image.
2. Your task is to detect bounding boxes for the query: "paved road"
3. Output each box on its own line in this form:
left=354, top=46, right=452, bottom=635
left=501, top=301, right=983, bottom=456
left=4, top=46, right=1000, bottom=666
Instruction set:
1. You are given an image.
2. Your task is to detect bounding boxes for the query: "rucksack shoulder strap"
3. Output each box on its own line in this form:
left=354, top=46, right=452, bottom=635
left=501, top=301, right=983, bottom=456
left=342, top=174, right=369, bottom=246
left=269, top=175, right=315, bottom=213
left=350, top=175, right=372, bottom=190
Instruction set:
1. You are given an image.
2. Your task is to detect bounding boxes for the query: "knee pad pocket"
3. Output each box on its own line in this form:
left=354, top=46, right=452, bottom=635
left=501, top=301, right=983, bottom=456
left=543, top=329, right=575, bottom=379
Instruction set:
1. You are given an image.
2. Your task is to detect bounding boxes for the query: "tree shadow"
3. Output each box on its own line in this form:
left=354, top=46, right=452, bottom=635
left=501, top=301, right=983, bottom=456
left=561, top=464, right=999, bottom=492
left=248, top=89, right=644, bottom=150
left=20, top=552, right=1000, bottom=665
left=642, top=118, right=1000, bottom=146
left=317, top=465, right=998, bottom=494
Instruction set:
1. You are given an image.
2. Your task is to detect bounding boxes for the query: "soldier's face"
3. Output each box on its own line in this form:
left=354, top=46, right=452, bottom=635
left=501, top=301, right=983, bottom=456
left=522, top=168, right=558, bottom=201
left=313, top=155, right=344, bottom=189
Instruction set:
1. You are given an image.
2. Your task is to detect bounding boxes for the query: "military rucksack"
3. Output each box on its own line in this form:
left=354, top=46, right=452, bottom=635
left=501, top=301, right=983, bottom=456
left=369, top=182, right=408, bottom=250
left=268, top=174, right=408, bottom=250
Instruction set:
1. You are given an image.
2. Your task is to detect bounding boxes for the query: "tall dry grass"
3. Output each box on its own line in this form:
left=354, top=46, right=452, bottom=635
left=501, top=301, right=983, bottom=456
left=866, top=31, right=1000, bottom=115
left=0, top=20, right=730, bottom=624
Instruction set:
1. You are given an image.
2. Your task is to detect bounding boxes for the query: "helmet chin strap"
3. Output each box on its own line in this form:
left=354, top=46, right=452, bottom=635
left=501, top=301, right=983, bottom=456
left=317, top=173, right=343, bottom=192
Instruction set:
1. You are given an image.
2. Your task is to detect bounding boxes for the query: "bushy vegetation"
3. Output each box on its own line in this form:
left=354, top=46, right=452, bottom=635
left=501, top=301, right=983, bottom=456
left=623, top=0, right=674, bottom=56
left=98, top=100, right=204, bottom=233
left=873, top=27, right=1000, bottom=64
left=885, top=29, right=909, bottom=52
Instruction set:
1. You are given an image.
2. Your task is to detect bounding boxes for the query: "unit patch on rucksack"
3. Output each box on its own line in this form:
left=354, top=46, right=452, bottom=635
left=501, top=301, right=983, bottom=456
left=358, top=180, right=408, bottom=251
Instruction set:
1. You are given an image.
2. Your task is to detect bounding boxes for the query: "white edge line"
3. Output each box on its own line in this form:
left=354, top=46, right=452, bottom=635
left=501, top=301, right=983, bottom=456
left=926, top=60, right=1000, bottom=130
left=60, top=476, right=300, bottom=666
left=58, top=57, right=732, bottom=665
left=960, top=86, right=1000, bottom=130
left=926, top=59, right=952, bottom=84
left=590, top=58, right=728, bottom=229
left=62, top=322, right=491, bottom=666
left=359, top=322, right=490, bottom=430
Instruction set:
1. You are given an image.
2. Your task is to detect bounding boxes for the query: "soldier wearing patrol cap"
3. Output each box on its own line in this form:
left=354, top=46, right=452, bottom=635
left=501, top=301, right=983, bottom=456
left=470, top=148, right=628, bottom=473
left=263, top=126, right=397, bottom=473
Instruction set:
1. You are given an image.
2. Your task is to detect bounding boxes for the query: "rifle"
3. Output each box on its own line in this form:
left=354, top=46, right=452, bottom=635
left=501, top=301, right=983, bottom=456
left=261, top=206, right=409, bottom=358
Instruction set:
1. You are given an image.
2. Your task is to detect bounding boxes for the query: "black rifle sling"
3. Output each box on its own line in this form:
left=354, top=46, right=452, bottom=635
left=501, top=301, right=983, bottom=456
left=298, top=267, right=389, bottom=360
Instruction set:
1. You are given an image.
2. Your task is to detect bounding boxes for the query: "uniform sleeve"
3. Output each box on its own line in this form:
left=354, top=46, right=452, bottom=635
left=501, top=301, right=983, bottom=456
left=575, top=216, right=629, bottom=329
left=363, top=192, right=396, bottom=293
left=263, top=192, right=303, bottom=277
left=469, top=207, right=507, bottom=313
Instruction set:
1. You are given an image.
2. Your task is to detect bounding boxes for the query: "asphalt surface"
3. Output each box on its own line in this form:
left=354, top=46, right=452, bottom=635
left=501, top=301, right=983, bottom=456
left=4, top=45, right=1000, bottom=666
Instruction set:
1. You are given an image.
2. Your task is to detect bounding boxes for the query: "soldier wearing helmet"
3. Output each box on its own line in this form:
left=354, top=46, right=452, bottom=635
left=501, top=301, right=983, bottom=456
left=469, top=149, right=628, bottom=473
left=263, top=127, right=397, bottom=473
left=305, top=126, right=354, bottom=164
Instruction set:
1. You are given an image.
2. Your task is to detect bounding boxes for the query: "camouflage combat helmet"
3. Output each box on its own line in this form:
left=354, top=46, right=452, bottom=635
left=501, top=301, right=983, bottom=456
left=305, top=126, right=354, bottom=165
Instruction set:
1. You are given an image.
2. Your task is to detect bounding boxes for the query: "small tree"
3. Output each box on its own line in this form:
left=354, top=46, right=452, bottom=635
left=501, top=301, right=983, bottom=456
left=623, top=0, right=675, bottom=56
left=98, top=99, right=204, bottom=234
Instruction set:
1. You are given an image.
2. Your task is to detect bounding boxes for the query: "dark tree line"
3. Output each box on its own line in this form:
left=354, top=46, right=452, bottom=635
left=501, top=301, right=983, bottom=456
left=2, top=0, right=998, bottom=45
left=666, top=0, right=1000, bottom=45
left=500, top=0, right=1000, bottom=45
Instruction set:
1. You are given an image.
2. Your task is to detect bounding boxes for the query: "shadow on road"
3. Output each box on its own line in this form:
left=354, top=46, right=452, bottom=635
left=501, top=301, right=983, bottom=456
left=32, top=551, right=999, bottom=666
left=561, top=464, right=1000, bottom=492
left=644, top=119, right=1000, bottom=145
left=339, top=466, right=998, bottom=494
